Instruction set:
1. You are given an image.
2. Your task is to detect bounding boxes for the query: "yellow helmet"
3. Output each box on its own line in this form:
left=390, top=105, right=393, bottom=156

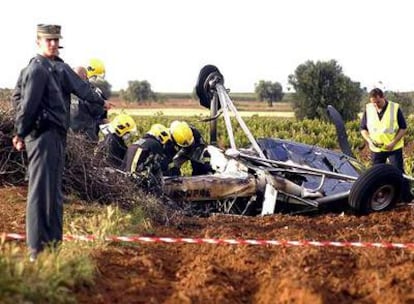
left=86, top=58, right=106, bottom=79
left=170, top=121, right=194, bottom=147
left=148, top=124, right=171, bottom=144
left=110, top=114, right=136, bottom=137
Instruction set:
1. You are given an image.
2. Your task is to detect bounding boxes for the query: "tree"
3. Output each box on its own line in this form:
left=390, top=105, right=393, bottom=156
left=288, top=60, right=363, bottom=121
left=254, top=80, right=284, bottom=107
left=383, top=91, right=414, bottom=117
left=120, top=80, right=156, bottom=103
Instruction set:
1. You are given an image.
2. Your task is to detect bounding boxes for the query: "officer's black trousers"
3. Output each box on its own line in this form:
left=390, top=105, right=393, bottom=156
left=25, top=129, right=65, bottom=253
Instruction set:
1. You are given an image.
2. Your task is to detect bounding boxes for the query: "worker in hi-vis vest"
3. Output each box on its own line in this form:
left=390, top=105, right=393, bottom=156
left=360, top=88, right=407, bottom=170
left=360, top=88, right=412, bottom=202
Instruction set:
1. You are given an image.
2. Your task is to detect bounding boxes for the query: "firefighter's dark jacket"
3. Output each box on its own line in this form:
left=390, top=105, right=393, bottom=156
left=98, top=132, right=128, bottom=169
left=70, top=81, right=106, bottom=141
left=174, top=126, right=207, bottom=160
left=54, top=57, right=105, bottom=130
left=14, top=55, right=105, bottom=138
left=172, top=126, right=212, bottom=176
left=123, top=134, right=171, bottom=173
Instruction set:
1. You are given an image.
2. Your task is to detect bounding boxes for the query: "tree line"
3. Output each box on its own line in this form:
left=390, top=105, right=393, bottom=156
left=2, top=59, right=414, bottom=121
left=116, top=60, right=414, bottom=121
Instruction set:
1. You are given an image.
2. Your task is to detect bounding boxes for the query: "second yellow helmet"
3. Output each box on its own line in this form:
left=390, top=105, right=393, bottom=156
left=110, top=114, right=136, bottom=137
left=148, top=124, right=171, bottom=145
left=86, top=58, right=106, bottom=79
left=170, top=121, right=194, bottom=147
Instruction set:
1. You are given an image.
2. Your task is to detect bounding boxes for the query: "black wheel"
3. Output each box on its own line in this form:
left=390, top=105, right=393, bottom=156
left=195, top=65, right=223, bottom=109
left=349, top=164, right=402, bottom=214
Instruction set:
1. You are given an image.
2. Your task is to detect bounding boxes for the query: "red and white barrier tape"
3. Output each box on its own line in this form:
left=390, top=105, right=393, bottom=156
left=2, top=232, right=414, bottom=249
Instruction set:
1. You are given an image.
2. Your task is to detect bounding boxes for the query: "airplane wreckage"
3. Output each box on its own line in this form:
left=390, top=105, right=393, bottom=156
left=160, top=65, right=412, bottom=215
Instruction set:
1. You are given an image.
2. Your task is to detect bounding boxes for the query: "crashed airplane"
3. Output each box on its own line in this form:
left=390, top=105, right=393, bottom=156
left=163, top=65, right=410, bottom=215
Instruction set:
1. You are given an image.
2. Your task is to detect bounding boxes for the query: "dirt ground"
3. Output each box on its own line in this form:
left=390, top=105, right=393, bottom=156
left=1, top=186, right=413, bottom=304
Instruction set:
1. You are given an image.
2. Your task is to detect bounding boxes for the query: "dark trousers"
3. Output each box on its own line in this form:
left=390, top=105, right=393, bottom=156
left=371, top=148, right=404, bottom=172
left=25, top=129, right=65, bottom=253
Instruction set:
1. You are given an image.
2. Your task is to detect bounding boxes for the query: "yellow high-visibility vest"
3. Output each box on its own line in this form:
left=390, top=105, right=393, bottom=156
left=366, top=101, right=403, bottom=152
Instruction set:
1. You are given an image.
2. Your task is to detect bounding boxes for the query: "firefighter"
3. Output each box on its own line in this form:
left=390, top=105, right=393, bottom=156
left=169, top=120, right=213, bottom=176
left=123, top=124, right=173, bottom=189
left=96, top=113, right=136, bottom=169
left=70, top=58, right=108, bottom=141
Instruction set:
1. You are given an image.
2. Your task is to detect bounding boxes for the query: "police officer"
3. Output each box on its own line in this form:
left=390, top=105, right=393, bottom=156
left=12, top=24, right=108, bottom=261
left=123, top=124, right=173, bottom=188
left=96, top=113, right=137, bottom=169
left=169, top=121, right=212, bottom=176
left=13, top=54, right=108, bottom=131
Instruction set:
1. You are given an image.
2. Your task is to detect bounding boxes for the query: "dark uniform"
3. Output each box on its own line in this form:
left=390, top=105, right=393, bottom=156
left=172, top=126, right=212, bottom=176
left=123, top=133, right=172, bottom=174
left=13, top=58, right=106, bottom=130
left=90, top=78, right=109, bottom=138
left=97, top=132, right=128, bottom=169
left=11, top=68, right=25, bottom=111
left=14, top=27, right=105, bottom=257
left=14, top=57, right=106, bottom=202
left=70, top=84, right=106, bottom=141
left=14, top=54, right=68, bottom=255
left=54, top=57, right=106, bottom=128
left=122, top=133, right=172, bottom=190
left=70, top=76, right=109, bottom=141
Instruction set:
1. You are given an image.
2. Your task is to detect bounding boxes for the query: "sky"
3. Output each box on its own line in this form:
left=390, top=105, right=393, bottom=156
left=1, top=0, right=414, bottom=93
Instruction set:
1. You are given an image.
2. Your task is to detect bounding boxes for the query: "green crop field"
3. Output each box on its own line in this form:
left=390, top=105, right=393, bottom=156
left=106, top=112, right=414, bottom=176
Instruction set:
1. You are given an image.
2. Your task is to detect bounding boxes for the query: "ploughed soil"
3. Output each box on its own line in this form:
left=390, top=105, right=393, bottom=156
left=1, top=186, right=413, bottom=303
